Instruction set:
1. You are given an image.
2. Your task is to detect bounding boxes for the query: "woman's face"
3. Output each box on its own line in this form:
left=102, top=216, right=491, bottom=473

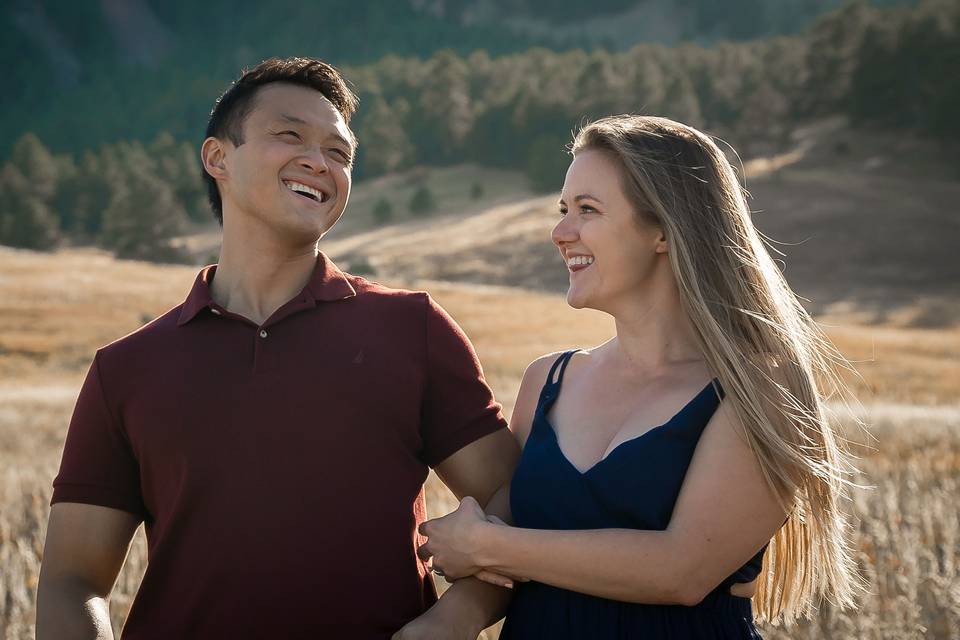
left=552, top=150, right=667, bottom=314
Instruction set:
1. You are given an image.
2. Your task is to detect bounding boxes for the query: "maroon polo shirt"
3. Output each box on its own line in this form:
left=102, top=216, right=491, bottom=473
left=52, top=252, right=507, bottom=638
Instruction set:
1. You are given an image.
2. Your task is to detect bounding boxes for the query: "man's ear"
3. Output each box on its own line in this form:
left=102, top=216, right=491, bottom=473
left=201, top=137, right=228, bottom=180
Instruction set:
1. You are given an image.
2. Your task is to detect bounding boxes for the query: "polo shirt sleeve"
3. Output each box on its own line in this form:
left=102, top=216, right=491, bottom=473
left=419, top=294, right=508, bottom=467
left=51, top=351, right=147, bottom=520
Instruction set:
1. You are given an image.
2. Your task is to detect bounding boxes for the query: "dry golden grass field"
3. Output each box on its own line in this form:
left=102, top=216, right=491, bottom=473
left=0, top=240, right=957, bottom=638
left=2, top=124, right=959, bottom=639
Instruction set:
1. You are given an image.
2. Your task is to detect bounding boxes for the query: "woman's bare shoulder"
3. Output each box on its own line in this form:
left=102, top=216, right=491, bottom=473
left=510, top=349, right=588, bottom=447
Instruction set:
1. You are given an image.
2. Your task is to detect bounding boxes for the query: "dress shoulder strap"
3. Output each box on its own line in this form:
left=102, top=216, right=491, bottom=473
left=535, top=349, right=580, bottom=412
left=544, top=349, right=580, bottom=388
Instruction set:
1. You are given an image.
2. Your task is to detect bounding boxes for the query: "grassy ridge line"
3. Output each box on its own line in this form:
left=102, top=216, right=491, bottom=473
left=0, top=247, right=958, bottom=638
left=2, top=246, right=958, bottom=405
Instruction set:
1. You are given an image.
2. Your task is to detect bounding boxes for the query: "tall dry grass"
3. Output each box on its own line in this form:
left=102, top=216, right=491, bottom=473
left=1, top=248, right=958, bottom=638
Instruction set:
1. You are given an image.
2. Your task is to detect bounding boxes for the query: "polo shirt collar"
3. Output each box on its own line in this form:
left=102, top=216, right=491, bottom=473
left=176, top=252, right=356, bottom=326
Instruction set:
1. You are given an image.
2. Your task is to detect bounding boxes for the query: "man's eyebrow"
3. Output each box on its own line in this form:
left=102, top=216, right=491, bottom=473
left=275, top=114, right=355, bottom=151
left=330, top=133, right=354, bottom=151
left=278, top=113, right=308, bottom=125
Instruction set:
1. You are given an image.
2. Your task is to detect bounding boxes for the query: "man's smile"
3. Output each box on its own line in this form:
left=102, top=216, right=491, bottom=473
left=283, top=179, right=331, bottom=203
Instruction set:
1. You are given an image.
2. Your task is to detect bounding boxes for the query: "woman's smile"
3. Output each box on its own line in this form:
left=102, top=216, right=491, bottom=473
left=566, top=255, right=595, bottom=273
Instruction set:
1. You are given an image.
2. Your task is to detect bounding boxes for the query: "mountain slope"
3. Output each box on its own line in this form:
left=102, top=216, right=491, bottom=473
left=322, top=119, right=960, bottom=327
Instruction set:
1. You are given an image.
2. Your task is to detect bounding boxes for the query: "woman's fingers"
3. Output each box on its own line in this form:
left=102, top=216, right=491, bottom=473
left=416, top=541, right=432, bottom=562
left=475, top=570, right=514, bottom=589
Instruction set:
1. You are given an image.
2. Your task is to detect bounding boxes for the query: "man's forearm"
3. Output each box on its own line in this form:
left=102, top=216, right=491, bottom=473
left=432, top=482, right=514, bottom=630
left=37, top=580, right=114, bottom=640
left=431, top=575, right=511, bottom=633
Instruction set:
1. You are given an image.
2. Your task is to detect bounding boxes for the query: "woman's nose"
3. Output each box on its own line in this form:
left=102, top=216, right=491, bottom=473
left=552, top=215, right=578, bottom=248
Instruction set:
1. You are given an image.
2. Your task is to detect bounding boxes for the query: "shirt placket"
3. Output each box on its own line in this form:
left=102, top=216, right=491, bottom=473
left=209, top=296, right=316, bottom=374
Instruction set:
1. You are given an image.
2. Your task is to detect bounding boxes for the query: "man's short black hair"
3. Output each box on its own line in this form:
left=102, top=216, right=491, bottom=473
left=203, top=57, right=359, bottom=225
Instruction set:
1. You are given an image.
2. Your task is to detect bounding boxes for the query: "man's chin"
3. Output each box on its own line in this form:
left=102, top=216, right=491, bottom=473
left=315, top=210, right=345, bottom=240
left=289, top=203, right=343, bottom=234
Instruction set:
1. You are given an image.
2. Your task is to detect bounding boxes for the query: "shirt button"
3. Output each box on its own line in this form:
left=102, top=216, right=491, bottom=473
left=259, top=329, right=268, bottom=338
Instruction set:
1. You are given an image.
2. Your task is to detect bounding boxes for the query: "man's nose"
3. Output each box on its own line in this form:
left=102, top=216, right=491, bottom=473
left=298, top=148, right=329, bottom=174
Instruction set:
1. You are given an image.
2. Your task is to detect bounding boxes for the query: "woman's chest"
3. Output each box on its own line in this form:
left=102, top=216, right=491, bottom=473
left=547, top=376, right=715, bottom=471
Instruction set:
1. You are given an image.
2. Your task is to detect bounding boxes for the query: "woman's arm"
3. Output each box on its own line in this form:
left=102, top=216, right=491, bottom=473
left=419, top=398, right=788, bottom=605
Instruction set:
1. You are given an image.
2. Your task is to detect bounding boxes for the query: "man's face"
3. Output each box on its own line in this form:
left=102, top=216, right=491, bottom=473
left=216, top=82, right=354, bottom=243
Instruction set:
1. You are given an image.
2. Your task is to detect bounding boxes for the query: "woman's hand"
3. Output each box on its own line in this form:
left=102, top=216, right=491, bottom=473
left=419, top=497, right=529, bottom=587
left=418, top=496, right=489, bottom=580
left=473, top=515, right=528, bottom=588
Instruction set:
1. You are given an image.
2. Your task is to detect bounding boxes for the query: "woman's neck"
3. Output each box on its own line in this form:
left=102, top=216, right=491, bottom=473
left=608, top=283, right=704, bottom=375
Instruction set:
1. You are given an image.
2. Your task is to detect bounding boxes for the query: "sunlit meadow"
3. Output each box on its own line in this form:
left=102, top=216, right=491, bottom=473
left=1, top=247, right=957, bottom=639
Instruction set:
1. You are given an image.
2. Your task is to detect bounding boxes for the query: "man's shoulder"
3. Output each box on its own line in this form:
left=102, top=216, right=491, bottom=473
left=95, top=304, right=184, bottom=364
left=344, top=273, right=432, bottom=310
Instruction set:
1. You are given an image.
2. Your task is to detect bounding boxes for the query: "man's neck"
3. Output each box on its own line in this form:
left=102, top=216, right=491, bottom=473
left=211, top=219, right=321, bottom=326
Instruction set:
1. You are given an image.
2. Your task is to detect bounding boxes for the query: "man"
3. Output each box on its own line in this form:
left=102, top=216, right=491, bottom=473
left=37, top=57, right=518, bottom=639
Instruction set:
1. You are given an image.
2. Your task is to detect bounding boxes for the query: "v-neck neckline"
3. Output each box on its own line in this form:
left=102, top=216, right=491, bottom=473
left=537, top=380, right=718, bottom=476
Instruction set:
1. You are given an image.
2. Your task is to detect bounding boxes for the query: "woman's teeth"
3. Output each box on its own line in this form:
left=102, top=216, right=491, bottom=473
left=567, top=255, right=594, bottom=267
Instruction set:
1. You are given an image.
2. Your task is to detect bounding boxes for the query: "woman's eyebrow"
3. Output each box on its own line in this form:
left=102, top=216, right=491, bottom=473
left=574, top=194, right=604, bottom=204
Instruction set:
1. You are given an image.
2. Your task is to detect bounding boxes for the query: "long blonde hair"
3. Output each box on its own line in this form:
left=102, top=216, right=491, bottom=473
left=572, top=115, right=862, bottom=623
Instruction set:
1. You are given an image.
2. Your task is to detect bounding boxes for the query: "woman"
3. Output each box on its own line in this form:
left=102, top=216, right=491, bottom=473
left=417, top=115, right=861, bottom=638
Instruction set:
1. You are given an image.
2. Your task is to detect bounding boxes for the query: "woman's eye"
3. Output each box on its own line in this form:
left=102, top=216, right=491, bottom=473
left=580, top=205, right=596, bottom=213
left=558, top=208, right=568, bottom=217
left=332, top=149, right=351, bottom=162
left=278, top=130, right=301, bottom=140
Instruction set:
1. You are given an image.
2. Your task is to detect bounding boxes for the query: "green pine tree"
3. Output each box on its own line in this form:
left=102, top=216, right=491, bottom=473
left=0, top=163, right=59, bottom=250
left=99, top=166, right=188, bottom=262
left=408, top=184, right=437, bottom=217
left=470, top=181, right=484, bottom=200
left=372, top=198, right=394, bottom=224
left=9, top=133, right=58, bottom=203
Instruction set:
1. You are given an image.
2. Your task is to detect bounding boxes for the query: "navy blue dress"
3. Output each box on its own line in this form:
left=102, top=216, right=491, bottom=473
left=501, top=350, right=765, bottom=639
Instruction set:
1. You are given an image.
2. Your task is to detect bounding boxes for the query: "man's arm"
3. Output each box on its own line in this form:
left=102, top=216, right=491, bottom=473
left=391, top=297, right=537, bottom=638
left=432, top=428, right=520, bottom=625
left=37, top=503, right=141, bottom=640
left=392, top=428, right=520, bottom=640
left=410, top=355, right=554, bottom=635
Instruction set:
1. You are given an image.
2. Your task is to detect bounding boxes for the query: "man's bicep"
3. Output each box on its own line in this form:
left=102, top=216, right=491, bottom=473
left=53, top=352, right=146, bottom=516
left=433, top=429, right=520, bottom=506
left=41, top=502, right=141, bottom=595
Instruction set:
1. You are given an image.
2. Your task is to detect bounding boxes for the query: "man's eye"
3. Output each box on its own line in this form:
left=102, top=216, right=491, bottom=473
left=558, top=208, right=567, bottom=216
left=278, top=131, right=301, bottom=139
left=580, top=205, right=596, bottom=213
left=332, top=149, right=351, bottom=161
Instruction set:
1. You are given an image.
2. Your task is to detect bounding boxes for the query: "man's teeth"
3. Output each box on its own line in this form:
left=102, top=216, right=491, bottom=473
left=567, top=255, right=595, bottom=267
left=284, top=181, right=326, bottom=202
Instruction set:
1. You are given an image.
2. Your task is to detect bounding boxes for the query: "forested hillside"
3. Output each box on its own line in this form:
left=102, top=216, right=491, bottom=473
left=3, top=0, right=911, bottom=155
left=2, top=0, right=955, bottom=261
